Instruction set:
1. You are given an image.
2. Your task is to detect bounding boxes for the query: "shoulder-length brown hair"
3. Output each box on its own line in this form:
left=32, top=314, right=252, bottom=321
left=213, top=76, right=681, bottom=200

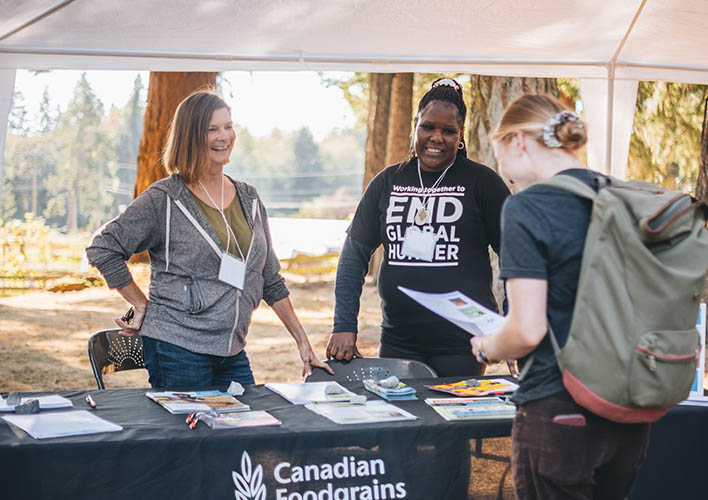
left=163, top=90, right=230, bottom=185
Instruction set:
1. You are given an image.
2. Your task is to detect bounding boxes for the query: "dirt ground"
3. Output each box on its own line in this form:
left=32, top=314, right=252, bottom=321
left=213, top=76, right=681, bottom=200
left=0, top=264, right=514, bottom=498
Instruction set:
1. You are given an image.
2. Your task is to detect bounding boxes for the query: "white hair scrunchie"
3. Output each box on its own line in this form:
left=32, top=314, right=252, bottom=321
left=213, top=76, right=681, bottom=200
left=542, top=110, right=582, bottom=148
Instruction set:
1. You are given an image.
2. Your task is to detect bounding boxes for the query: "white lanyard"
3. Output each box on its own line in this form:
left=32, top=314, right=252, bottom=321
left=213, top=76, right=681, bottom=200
left=414, top=159, right=454, bottom=226
left=198, top=177, right=244, bottom=259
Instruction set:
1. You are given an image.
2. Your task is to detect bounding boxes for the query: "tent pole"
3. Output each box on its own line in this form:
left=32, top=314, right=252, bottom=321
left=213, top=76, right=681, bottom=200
left=605, top=65, right=615, bottom=172
left=0, top=69, right=16, bottom=215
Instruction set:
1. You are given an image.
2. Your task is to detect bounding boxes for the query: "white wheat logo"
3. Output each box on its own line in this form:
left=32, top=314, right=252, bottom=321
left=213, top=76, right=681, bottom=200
left=233, top=451, right=266, bottom=500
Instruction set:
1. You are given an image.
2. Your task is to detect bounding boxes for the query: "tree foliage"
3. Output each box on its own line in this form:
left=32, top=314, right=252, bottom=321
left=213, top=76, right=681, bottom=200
left=629, top=82, right=708, bottom=193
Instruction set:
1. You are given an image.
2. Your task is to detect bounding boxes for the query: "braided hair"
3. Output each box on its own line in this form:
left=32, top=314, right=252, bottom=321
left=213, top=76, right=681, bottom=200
left=401, top=77, right=467, bottom=169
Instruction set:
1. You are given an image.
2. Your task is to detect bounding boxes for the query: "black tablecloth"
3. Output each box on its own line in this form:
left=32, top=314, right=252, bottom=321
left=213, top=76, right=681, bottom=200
left=628, top=403, right=708, bottom=500
left=0, top=378, right=513, bottom=500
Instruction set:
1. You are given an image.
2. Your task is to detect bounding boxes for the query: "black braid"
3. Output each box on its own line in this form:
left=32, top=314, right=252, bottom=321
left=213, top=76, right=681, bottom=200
left=400, top=77, right=467, bottom=171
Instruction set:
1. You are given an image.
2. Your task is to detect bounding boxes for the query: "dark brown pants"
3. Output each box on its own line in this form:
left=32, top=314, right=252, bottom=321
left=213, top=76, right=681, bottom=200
left=512, top=391, right=650, bottom=500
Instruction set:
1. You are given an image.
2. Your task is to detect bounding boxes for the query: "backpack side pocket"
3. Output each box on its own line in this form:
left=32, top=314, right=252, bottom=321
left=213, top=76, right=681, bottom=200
left=629, top=329, right=699, bottom=408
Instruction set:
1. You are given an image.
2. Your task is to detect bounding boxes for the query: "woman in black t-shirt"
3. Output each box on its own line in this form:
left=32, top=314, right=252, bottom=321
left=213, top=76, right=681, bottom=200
left=328, top=78, right=510, bottom=376
left=471, top=94, right=649, bottom=500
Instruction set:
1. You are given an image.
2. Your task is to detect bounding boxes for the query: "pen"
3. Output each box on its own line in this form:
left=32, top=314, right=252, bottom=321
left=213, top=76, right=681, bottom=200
left=85, top=393, right=97, bottom=409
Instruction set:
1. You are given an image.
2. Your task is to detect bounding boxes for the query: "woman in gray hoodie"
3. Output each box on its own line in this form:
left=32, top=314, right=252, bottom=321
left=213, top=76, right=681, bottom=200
left=87, top=91, right=332, bottom=388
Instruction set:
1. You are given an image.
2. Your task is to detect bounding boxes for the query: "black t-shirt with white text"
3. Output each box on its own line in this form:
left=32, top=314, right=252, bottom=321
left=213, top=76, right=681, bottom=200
left=348, top=156, right=510, bottom=354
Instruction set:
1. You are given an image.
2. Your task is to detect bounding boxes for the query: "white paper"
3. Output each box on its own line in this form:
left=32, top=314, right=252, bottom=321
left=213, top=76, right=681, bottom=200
left=678, top=395, right=708, bottom=407
left=219, top=252, right=246, bottom=290
left=2, top=410, right=122, bottom=439
left=398, top=286, right=505, bottom=337
left=305, top=400, right=418, bottom=425
left=400, top=226, right=437, bottom=261
left=0, top=394, right=73, bottom=412
left=265, top=382, right=356, bottom=405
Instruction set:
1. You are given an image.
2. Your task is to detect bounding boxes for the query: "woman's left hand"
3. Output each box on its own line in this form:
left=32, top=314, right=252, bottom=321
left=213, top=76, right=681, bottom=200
left=298, top=342, right=335, bottom=378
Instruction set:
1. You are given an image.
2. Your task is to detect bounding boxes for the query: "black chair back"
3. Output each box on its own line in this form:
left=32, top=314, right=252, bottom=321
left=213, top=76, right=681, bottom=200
left=88, top=329, right=145, bottom=389
left=305, top=357, right=437, bottom=382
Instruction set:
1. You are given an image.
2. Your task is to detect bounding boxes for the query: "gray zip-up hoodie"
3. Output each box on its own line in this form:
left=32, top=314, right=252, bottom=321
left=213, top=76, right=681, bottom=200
left=86, top=174, right=289, bottom=356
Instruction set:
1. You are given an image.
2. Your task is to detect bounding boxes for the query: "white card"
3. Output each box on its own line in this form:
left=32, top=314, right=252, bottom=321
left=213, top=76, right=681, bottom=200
left=218, top=252, right=246, bottom=290
left=401, top=226, right=437, bottom=261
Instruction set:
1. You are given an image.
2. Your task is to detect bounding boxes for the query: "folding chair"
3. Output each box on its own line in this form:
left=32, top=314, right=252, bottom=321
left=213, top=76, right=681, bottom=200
left=305, top=357, right=437, bottom=382
left=88, top=328, right=146, bottom=389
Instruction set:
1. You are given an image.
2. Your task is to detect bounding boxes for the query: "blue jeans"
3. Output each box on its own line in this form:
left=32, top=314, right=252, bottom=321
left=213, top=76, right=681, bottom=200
left=141, top=336, right=255, bottom=388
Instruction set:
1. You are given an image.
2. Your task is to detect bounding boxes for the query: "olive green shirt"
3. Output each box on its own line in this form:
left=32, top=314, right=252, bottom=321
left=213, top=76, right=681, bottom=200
left=190, top=192, right=253, bottom=258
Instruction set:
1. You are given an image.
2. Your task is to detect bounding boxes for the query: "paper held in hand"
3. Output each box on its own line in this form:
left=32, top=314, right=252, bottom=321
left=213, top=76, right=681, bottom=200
left=398, top=286, right=504, bottom=336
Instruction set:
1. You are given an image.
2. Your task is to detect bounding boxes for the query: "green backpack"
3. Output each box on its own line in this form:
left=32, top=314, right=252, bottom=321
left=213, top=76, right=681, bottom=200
left=529, top=174, right=708, bottom=423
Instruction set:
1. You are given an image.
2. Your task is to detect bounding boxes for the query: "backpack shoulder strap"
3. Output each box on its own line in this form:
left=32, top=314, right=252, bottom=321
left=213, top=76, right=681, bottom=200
left=517, top=323, right=563, bottom=381
left=533, top=174, right=599, bottom=201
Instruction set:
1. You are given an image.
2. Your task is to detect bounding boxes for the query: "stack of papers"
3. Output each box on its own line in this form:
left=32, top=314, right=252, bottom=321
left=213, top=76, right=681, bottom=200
left=146, top=390, right=249, bottom=414
left=363, top=379, right=417, bottom=401
left=426, top=378, right=518, bottom=397
left=426, top=397, right=516, bottom=421
left=2, top=410, right=122, bottom=439
left=0, top=394, right=73, bottom=412
left=305, top=400, right=418, bottom=425
left=198, top=411, right=282, bottom=429
left=265, top=382, right=356, bottom=405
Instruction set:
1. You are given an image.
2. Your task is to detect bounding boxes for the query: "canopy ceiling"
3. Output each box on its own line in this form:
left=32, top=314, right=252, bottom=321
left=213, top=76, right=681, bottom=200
left=1, top=0, right=707, bottom=183
left=1, top=0, right=707, bottom=81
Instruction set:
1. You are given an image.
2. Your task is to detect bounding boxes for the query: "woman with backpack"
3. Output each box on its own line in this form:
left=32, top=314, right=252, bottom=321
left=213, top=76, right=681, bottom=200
left=470, top=94, right=650, bottom=500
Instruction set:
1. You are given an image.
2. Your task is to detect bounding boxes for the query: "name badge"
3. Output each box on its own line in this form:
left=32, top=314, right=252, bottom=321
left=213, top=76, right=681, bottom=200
left=401, top=226, right=437, bottom=261
left=218, top=252, right=246, bottom=290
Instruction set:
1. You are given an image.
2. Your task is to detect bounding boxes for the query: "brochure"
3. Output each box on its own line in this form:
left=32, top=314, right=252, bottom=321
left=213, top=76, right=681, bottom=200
left=0, top=394, right=73, bottom=412
left=689, top=303, right=706, bottom=399
left=305, top=400, right=418, bottom=425
left=2, top=410, right=122, bottom=439
left=398, top=286, right=505, bottom=337
left=363, top=379, right=417, bottom=401
left=426, top=397, right=516, bottom=421
left=265, top=382, right=356, bottom=405
left=426, top=378, right=519, bottom=397
left=146, top=390, right=249, bottom=414
left=197, top=410, right=282, bottom=429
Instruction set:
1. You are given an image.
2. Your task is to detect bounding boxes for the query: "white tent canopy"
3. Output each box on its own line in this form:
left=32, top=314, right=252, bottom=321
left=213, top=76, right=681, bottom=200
left=2, top=0, right=708, bottom=189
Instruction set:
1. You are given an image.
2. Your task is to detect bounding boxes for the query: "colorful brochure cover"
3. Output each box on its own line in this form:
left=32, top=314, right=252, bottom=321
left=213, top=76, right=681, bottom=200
left=305, top=400, right=418, bottom=425
left=146, top=390, right=249, bottom=414
left=425, top=397, right=516, bottom=421
left=426, top=378, right=518, bottom=397
left=198, top=410, right=281, bottom=429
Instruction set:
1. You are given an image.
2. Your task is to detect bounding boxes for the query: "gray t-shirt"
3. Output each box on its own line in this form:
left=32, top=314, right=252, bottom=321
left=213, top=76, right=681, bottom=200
left=500, top=169, right=599, bottom=406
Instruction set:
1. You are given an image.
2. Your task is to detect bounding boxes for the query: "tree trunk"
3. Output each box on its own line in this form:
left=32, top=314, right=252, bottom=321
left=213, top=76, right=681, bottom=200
left=131, top=72, right=217, bottom=263
left=466, top=76, right=559, bottom=313
left=697, top=98, right=708, bottom=302
left=363, top=73, right=393, bottom=282
left=134, top=72, right=218, bottom=198
left=363, top=73, right=393, bottom=189
left=467, top=76, right=559, bottom=172
left=384, top=73, right=414, bottom=166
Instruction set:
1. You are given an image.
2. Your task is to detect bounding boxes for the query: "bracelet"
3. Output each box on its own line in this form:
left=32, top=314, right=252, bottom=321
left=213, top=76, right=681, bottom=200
left=478, top=349, right=491, bottom=365
left=477, top=339, right=491, bottom=364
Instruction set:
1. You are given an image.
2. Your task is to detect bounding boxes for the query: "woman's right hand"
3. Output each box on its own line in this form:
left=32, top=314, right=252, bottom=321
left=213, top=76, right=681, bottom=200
left=326, top=332, right=362, bottom=361
left=115, top=304, right=146, bottom=336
